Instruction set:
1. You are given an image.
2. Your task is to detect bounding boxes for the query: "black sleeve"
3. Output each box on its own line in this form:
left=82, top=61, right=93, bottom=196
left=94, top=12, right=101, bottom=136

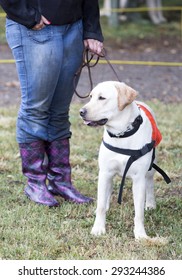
left=0, top=0, right=41, bottom=28
left=82, top=0, right=104, bottom=42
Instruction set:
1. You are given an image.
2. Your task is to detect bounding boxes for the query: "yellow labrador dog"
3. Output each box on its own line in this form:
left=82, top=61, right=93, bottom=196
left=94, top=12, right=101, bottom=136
left=80, top=81, right=170, bottom=240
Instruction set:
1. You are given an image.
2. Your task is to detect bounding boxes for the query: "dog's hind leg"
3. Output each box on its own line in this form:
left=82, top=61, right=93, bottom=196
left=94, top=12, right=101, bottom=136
left=145, top=169, right=156, bottom=210
left=91, top=171, right=112, bottom=236
left=132, top=175, right=148, bottom=239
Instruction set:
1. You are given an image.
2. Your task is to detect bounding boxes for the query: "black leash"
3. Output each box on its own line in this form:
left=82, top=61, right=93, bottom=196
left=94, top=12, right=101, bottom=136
left=102, top=48, right=121, bottom=82
left=74, top=48, right=120, bottom=98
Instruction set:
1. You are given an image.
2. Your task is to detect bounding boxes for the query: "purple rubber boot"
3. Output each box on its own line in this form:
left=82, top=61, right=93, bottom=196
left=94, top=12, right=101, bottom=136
left=45, top=138, right=93, bottom=204
left=19, top=141, right=59, bottom=207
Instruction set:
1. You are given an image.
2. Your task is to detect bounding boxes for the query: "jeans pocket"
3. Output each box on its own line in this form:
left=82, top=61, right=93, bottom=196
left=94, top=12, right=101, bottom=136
left=27, top=26, right=53, bottom=44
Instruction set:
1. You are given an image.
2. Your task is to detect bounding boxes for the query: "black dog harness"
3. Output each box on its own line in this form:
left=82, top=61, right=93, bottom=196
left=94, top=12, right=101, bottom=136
left=103, top=114, right=171, bottom=205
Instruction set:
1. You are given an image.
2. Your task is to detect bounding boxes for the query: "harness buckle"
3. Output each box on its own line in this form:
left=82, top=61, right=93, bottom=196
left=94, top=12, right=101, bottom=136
left=139, top=141, right=155, bottom=157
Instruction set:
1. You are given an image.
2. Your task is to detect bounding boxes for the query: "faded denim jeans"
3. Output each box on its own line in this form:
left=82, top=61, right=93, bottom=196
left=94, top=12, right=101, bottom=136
left=6, top=19, right=84, bottom=143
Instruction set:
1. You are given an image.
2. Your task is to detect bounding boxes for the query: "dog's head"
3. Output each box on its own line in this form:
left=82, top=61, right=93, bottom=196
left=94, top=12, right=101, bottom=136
left=79, top=81, right=138, bottom=127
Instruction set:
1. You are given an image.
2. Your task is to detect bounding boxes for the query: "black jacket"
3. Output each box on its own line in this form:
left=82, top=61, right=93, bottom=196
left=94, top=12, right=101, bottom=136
left=0, top=0, right=103, bottom=41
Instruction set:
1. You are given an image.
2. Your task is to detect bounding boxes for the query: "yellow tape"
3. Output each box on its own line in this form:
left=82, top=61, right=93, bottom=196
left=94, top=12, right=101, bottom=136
left=0, top=60, right=15, bottom=63
left=111, top=6, right=182, bottom=13
left=0, top=13, right=6, bottom=17
left=98, top=60, right=182, bottom=67
left=1, top=59, right=181, bottom=67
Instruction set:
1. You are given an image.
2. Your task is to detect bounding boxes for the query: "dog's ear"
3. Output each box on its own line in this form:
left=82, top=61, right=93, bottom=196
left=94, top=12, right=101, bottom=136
left=116, top=83, right=138, bottom=111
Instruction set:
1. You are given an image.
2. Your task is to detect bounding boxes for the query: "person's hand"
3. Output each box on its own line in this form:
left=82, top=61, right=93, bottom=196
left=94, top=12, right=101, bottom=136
left=32, top=15, right=51, bottom=30
left=84, top=39, right=103, bottom=55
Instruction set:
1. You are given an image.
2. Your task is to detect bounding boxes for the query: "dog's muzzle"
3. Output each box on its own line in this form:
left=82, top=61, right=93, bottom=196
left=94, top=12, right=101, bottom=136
left=80, top=108, right=108, bottom=126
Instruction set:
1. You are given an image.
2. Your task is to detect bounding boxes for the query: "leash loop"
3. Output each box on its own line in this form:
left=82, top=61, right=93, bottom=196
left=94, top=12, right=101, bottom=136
left=73, top=48, right=120, bottom=98
left=73, top=48, right=99, bottom=99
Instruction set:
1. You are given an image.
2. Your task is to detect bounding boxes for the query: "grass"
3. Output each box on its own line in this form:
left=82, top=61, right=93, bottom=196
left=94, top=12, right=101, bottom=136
left=101, top=18, right=181, bottom=45
left=0, top=18, right=6, bottom=43
left=0, top=101, right=181, bottom=260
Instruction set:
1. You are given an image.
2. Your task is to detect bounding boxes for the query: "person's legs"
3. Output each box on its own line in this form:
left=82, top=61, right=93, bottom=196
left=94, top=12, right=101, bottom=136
left=6, top=19, right=67, bottom=205
left=6, top=19, right=91, bottom=205
left=6, top=19, right=66, bottom=143
left=47, top=20, right=84, bottom=141
left=45, top=20, right=93, bottom=203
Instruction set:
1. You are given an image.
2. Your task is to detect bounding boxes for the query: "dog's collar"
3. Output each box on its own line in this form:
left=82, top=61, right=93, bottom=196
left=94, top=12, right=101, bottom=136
left=107, top=115, right=143, bottom=138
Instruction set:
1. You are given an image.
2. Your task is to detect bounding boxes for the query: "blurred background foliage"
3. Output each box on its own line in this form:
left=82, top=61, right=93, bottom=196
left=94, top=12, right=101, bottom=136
left=0, top=1, right=182, bottom=44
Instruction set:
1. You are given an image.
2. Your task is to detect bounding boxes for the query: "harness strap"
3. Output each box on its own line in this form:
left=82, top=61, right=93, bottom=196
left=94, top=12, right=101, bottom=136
left=103, top=140, right=155, bottom=204
left=152, top=163, right=171, bottom=184
left=102, top=140, right=171, bottom=204
left=117, top=156, right=137, bottom=205
left=103, top=140, right=155, bottom=158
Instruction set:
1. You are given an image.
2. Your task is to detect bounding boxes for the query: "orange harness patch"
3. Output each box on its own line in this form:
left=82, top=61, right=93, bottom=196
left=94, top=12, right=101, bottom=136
left=138, top=104, right=162, bottom=147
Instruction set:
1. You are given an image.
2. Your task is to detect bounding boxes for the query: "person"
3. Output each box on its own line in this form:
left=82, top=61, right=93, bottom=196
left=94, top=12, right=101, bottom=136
left=0, top=0, right=104, bottom=206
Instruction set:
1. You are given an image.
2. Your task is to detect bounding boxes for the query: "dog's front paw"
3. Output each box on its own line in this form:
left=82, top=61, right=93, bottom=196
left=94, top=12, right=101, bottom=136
left=135, top=234, right=149, bottom=241
left=91, top=226, right=106, bottom=236
left=134, top=231, right=149, bottom=240
left=134, top=227, right=148, bottom=240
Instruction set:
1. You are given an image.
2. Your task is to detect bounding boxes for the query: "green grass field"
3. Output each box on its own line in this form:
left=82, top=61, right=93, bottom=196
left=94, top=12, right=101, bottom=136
left=0, top=102, right=181, bottom=260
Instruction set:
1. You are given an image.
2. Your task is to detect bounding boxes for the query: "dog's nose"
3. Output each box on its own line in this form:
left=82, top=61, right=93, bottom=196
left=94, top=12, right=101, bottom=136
left=79, top=108, right=87, bottom=118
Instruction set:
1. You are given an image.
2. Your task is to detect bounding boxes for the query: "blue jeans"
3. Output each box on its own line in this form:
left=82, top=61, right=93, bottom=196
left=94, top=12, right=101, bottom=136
left=6, top=19, right=84, bottom=143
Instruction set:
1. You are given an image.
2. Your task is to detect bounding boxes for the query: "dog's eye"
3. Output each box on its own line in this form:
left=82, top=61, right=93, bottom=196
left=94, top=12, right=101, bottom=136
left=98, top=96, right=106, bottom=100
